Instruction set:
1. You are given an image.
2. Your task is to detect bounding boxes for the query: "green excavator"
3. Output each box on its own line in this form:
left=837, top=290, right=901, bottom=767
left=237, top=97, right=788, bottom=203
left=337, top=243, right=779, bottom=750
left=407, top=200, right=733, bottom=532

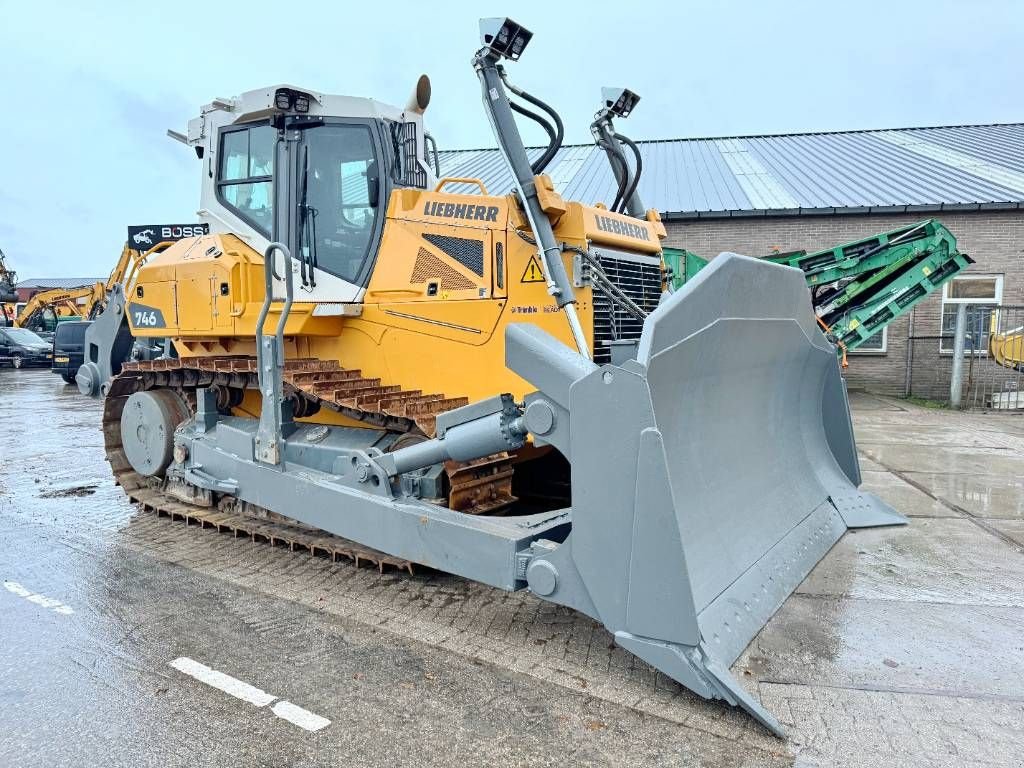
left=664, top=219, right=973, bottom=359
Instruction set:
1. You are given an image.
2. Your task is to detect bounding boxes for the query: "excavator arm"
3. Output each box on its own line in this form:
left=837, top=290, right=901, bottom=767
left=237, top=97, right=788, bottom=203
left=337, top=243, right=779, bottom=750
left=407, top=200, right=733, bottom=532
left=14, top=284, right=104, bottom=330
left=80, top=243, right=146, bottom=319
left=665, top=219, right=973, bottom=353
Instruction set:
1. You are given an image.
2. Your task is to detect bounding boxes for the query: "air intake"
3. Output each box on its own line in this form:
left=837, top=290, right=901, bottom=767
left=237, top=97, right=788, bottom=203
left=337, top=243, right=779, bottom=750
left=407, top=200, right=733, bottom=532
left=410, top=249, right=475, bottom=291
left=422, top=234, right=484, bottom=276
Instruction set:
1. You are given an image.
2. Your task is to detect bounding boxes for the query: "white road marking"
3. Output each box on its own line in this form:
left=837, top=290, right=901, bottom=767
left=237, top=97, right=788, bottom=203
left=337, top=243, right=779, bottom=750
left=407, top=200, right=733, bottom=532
left=3, top=580, right=74, bottom=615
left=271, top=700, right=332, bottom=732
left=169, top=657, right=330, bottom=732
left=169, top=657, right=275, bottom=707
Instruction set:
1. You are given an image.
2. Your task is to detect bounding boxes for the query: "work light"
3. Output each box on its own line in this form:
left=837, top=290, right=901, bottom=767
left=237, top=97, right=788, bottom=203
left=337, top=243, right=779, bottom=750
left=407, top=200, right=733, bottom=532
left=602, top=87, right=640, bottom=118
left=274, top=88, right=293, bottom=110
left=479, top=17, right=532, bottom=61
left=273, top=88, right=313, bottom=113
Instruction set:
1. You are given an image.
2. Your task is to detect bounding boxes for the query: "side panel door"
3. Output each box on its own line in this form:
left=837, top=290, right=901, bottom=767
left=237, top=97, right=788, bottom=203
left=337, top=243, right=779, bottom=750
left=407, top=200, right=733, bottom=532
left=174, top=276, right=213, bottom=332
left=128, top=282, right=179, bottom=336
left=368, top=216, right=493, bottom=304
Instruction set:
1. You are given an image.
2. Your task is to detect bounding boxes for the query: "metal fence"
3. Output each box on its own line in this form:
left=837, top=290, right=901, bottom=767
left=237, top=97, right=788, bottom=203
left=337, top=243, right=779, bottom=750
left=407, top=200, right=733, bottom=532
left=906, top=305, right=1024, bottom=409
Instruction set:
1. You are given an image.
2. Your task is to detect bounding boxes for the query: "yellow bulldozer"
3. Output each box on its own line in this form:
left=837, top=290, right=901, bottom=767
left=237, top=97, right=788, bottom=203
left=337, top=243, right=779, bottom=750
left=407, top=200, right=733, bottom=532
left=79, top=18, right=906, bottom=735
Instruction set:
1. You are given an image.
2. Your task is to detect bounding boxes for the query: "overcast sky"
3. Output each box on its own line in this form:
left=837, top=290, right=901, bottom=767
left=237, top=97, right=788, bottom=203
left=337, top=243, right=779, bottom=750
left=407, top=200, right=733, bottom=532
left=1, top=0, right=1020, bottom=278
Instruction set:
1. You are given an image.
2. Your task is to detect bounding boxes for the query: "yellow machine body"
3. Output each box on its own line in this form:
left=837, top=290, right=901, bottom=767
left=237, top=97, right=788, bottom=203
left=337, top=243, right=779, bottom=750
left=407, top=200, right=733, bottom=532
left=128, top=180, right=665, bottom=409
left=989, top=328, right=1024, bottom=370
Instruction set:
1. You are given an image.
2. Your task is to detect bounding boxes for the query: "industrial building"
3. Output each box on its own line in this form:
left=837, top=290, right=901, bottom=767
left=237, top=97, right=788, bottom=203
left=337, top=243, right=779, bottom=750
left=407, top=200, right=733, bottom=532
left=439, top=122, right=1024, bottom=396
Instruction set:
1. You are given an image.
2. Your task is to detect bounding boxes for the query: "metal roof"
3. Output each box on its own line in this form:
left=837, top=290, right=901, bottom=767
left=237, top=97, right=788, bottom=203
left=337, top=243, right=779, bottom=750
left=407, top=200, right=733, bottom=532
left=437, top=123, right=1024, bottom=219
left=16, top=278, right=102, bottom=290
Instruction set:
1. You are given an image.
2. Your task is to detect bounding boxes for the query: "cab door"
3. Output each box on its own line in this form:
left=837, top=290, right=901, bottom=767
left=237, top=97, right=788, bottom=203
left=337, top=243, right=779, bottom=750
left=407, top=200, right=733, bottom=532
left=294, top=120, right=388, bottom=296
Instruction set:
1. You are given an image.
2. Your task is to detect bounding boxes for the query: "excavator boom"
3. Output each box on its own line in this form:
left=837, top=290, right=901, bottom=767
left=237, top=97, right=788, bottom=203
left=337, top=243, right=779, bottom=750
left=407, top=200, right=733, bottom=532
left=14, top=284, right=103, bottom=331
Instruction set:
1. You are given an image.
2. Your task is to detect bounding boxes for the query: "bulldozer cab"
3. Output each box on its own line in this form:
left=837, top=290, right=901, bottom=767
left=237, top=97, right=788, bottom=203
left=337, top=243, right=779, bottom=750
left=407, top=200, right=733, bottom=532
left=217, top=118, right=386, bottom=286
left=180, top=86, right=435, bottom=305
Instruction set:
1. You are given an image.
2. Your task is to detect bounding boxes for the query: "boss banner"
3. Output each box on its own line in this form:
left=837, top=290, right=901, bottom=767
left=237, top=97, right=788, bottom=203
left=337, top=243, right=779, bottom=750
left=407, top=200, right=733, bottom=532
left=127, top=224, right=209, bottom=249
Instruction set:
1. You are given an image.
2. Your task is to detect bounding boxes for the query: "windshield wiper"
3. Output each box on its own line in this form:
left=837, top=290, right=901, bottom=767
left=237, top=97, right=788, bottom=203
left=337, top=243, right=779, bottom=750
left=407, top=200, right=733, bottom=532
left=297, top=145, right=318, bottom=290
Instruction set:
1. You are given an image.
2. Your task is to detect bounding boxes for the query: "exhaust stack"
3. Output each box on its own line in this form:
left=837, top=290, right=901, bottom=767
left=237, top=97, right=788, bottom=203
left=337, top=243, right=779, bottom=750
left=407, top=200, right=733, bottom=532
left=406, top=74, right=431, bottom=114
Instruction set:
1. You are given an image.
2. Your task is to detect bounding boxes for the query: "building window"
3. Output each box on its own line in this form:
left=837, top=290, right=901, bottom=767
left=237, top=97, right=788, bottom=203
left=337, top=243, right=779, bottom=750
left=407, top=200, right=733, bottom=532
left=940, top=274, right=1003, bottom=353
left=849, top=328, right=887, bottom=354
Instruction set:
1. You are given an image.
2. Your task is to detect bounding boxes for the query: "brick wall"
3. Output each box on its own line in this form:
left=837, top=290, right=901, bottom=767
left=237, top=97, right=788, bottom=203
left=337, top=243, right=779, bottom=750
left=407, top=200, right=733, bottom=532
left=664, top=210, right=1024, bottom=396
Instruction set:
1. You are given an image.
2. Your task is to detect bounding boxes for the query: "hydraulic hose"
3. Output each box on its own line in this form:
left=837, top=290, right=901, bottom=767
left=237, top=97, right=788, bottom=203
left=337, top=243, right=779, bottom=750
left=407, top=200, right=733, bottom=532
left=509, top=101, right=557, bottom=166
left=614, top=132, right=643, bottom=214
left=499, top=69, right=564, bottom=174
left=520, top=90, right=564, bottom=173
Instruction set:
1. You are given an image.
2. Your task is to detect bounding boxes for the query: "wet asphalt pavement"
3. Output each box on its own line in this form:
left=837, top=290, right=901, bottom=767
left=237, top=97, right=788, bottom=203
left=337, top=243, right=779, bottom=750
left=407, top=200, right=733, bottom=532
left=2, top=368, right=1024, bottom=767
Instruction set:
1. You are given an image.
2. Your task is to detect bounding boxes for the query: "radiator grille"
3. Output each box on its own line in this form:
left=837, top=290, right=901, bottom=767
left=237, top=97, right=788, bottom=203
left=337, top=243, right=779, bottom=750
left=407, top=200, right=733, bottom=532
left=592, top=249, right=662, bottom=365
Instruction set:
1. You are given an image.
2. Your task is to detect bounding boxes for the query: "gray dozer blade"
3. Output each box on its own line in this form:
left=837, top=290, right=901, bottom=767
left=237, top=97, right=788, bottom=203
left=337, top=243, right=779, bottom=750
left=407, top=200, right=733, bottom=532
left=508, top=253, right=905, bottom=736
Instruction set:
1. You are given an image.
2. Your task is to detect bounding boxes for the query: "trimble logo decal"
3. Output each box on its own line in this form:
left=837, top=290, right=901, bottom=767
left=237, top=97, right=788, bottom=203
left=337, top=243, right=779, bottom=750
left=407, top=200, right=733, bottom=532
left=423, top=201, right=499, bottom=222
left=594, top=214, right=650, bottom=241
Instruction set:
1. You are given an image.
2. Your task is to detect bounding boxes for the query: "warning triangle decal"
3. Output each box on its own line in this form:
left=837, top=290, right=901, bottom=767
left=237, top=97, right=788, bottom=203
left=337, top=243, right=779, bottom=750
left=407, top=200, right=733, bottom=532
left=520, top=255, right=545, bottom=283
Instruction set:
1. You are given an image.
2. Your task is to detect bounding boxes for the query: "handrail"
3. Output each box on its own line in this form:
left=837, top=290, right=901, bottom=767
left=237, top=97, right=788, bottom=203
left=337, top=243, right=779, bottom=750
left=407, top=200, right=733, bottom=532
left=256, top=242, right=294, bottom=373
left=434, top=177, right=489, bottom=195
left=123, top=241, right=175, bottom=294
left=254, top=242, right=294, bottom=466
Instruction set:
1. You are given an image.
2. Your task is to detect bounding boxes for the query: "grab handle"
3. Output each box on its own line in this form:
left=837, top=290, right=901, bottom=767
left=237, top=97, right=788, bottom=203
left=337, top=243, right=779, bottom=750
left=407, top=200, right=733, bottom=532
left=434, top=177, right=489, bottom=195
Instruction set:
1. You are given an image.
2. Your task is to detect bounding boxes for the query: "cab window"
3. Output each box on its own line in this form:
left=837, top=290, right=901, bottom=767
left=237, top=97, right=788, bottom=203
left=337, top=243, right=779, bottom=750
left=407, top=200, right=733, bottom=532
left=302, top=124, right=380, bottom=284
left=217, top=124, right=276, bottom=236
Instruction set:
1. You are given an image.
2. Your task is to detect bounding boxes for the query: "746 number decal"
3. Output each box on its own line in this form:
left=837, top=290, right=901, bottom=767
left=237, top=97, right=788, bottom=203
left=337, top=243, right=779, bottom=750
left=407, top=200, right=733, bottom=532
left=127, top=302, right=167, bottom=330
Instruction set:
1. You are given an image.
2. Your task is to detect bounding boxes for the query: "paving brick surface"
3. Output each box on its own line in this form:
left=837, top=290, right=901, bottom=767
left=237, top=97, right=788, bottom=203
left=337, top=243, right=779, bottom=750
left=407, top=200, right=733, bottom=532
left=4, top=374, right=1024, bottom=765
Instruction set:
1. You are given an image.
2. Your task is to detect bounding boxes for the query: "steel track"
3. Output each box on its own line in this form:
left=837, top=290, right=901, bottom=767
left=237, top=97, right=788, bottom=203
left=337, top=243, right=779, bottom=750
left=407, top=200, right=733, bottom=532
left=103, top=356, right=517, bottom=572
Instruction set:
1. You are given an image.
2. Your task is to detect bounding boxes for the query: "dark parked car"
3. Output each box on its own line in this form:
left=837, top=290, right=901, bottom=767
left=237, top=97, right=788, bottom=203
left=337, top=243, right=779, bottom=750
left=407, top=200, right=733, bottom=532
left=52, top=320, right=90, bottom=384
left=0, top=327, right=53, bottom=368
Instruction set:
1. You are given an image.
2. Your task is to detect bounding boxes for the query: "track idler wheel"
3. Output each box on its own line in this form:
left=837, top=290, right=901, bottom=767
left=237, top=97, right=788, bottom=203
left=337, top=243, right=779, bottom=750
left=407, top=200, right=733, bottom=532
left=286, top=391, right=320, bottom=419
left=210, top=384, right=245, bottom=412
left=120, top=390, right=191, bottom=477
